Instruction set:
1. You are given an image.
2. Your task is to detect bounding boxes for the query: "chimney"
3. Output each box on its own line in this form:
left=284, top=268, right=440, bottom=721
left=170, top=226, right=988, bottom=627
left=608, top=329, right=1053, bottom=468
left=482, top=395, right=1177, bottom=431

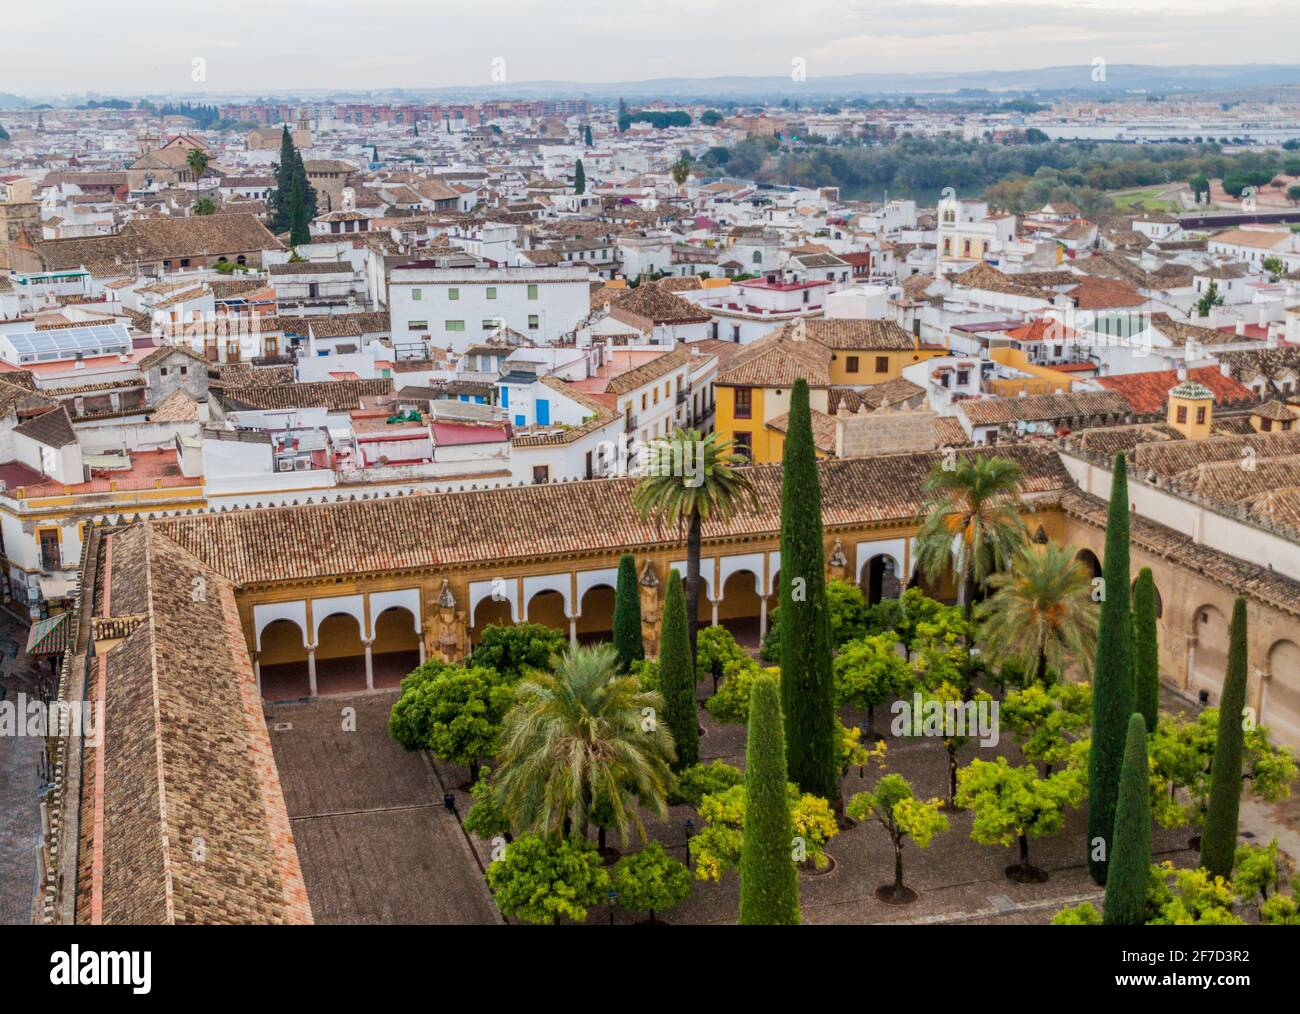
left=1258, top=307, right=1269, bottom=328
left=1176, top=364, right=1188, bottom=381
left=1267, top=323, right=1280, bottom=349
left=1220, top=359, right=1231, bottom=377
left=1235, top=319, right=1246, bottom=337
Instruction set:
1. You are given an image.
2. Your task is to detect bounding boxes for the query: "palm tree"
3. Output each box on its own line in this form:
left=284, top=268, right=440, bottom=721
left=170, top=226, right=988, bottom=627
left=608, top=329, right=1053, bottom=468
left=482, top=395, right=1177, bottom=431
left=186, top=147, right=210, bottom=182
left=632, top=427, right=758, bottom=663
left=976, top=540, right=1099, bottom=684
left=914, top=454, right=1028, bottom=620
left=495, top=643, right=676, bottom=846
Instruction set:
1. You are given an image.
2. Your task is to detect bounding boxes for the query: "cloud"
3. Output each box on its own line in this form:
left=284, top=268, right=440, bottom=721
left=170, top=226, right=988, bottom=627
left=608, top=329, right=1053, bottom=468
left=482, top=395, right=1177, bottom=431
left=3, top=0, right=1298, bottom=94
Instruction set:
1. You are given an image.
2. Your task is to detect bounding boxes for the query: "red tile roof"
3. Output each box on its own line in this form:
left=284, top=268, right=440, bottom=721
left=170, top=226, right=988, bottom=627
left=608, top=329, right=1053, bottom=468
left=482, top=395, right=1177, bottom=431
left=1095, top=366, right=1255, bottom=415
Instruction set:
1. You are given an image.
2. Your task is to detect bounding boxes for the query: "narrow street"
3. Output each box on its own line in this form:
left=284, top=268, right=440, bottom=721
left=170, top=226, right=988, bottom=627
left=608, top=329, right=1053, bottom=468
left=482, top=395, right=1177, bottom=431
left=0, top=611, right=44, bottom=925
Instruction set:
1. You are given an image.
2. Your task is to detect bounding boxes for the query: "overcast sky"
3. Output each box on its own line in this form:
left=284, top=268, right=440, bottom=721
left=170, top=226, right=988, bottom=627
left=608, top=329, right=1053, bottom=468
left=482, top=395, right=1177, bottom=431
left=5, top=0, right=1299, bottom=96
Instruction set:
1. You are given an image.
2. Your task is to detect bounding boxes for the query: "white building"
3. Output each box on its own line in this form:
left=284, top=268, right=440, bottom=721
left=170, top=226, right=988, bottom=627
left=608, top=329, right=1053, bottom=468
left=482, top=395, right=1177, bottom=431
left=389, top=264, right=591, bottom=353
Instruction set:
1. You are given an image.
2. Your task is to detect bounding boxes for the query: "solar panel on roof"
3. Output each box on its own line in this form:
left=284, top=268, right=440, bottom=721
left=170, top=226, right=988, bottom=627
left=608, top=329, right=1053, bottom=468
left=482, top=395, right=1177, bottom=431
left=1, top=323, right=131, bottom=364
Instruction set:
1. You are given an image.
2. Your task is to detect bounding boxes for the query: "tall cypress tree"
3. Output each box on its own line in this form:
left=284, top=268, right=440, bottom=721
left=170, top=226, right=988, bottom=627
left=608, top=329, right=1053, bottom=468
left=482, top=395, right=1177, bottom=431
left=289, top=171, right=310, bottom=247
left=659, top=570, right=698, bottom=771
left=1103, top=714, right=1151, bottom=925
left=1087, top=452, right=1135, bottom=885
left=739, top=673, right=800, bottom=925
left=612, top=554, right=644, bottom=673
left=1133, top=567, right=1160, bottom=733
left=1200, top=596, right=1249, bottom=880
left=778, top=378, right=838, bottom=803
left=270, top=125, right=296, bottom=232
left=574, top=159, right=586, bottom=195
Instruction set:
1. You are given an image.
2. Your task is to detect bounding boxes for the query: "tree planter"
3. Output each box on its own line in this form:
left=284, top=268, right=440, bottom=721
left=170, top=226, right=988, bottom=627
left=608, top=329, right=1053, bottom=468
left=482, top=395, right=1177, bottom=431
left=1005, top=833, right=1049, bottom=883
left=1005, top=863, right=1049, bottom=884
left=798, top=853, right=837, bottom=877
left=875, top=883, right=918, bottom=905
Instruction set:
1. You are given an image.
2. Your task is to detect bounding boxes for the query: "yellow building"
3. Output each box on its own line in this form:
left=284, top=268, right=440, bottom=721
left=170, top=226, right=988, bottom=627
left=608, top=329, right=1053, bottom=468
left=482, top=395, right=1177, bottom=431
left=713, top=318, right=945, bottom=464
left=1167, top=379, right=1215, bottom=440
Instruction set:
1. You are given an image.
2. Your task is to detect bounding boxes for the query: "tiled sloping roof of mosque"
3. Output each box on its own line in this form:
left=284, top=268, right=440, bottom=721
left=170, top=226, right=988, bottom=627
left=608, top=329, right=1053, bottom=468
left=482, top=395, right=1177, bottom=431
left=75, top=525, right=311, bottom=924
left=150, top=444, right=1072, bottom=587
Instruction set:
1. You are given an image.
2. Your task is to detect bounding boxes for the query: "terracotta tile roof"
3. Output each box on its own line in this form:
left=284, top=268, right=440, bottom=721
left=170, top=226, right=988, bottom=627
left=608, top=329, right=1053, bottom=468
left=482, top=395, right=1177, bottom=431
left=14, top=405, right=78, bottom=448
left=953, top=263, right=1054, bottom=301
left=794, top=318, right=917, bottom=351
left=716, top=329, right=832, bottom=388
left=1064, top=276, right=1146, bottom=310
left=1255, top=399, right=1298, bottom=422
left=219, top=378, right=393, bottom=412
left=148, top=444, right=1072, bottom=587
left=34, top=215, right=282, bottom=271
left=1068, top=422, right=1185, bottom=459
left=1241, top=485, right=1300, bottom=531
left=1173, top=453, right=1300, bottom=503
left=609, top=283, right=711, bottom=324
left=1131, top=429, right=1300, bottom=478
left=78, top=525, right=312, bottom=924
left=604, top=345, right=691, bottom=396
left=149, top=389, right=199, bottom=422
left=1095, top=366, right=1255, bottom=415
left=959, top=390, right=1131, bottom=428
left=1147, top=312, right=1238, bottom=348
left=766, top=408, right=838, bottom=453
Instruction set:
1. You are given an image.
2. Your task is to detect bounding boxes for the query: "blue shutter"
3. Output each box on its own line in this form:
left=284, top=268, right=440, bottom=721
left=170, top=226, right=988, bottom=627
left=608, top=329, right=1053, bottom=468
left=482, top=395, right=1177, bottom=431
left=515, top=414, right=526, bottom=427
left=500, top=386, right=509, bottom=408
left=536, top=398, right=550, bottom=425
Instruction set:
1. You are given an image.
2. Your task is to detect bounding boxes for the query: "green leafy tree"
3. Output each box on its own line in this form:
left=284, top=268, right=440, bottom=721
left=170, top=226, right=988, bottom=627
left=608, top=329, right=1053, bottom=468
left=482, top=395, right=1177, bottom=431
left=977, top=540, right=1098, bottom=683
left=468, top=622, right=566, bottom=681
left=778, top=378, right=839, bottom=803
left=758, top=579, right=867, bottom=660
left=704, top=657, right=772, bottom=724
left=700, top=109, right=724, bottom=126
left=1232, top=838, right=1288, bottom=904
left=833, top=633, right=909, bottom=737
left=1200, top=596, right=1249, bottom=879
left=1132, top=568, right=1160, bottom=732
left=495, top=643, right=676, bottom=844
left=1104, top=715, right=1152, bottom=925
left=901, top=681, right=994, bottom=808
left=1001, top=681, right=1091, bottom=775
left=694, top=624, right=748, bottom=693
left=388, top=661, right=513, bottom=781
left=1188, top=173, right=1210, bottom=203
left=487, top=833, right=610, bottom=924
left=574, top=158, right=586, bottom=194
left=1088, top=452, right=1136, bottom=885
left=1051, top=902, right=1103, bottom=924
left=191, top=197, right=216, bottom=216
left=672, top=759, right=744, bottom=807
left=691, top=781, right=838, bottom=884
left=633, top=427, right=758, bottom=664
left=612, top=554, right=644, bottom=673
left=1262, top=255, right=1285, bottom=282
left=847, top=773, right=948, bottom=902
left=739, top=674, right=800, bottom=924
left=914, top=454, right=1028, bottom=620
left=611, top=843, right=691, bottom=923
left=956, top=755, right=1086, bottom=882
left=1147, top=862, right=1243, bottom=925
left=463, top=767, right=513, bottom=843
left=659, top=570, right=699, bottom=771
left=1149, top=707, right=1297, bottom=833
left=583, top=124, right=593, bottom=146
left=1195, top=279, right=1225, bottom=318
